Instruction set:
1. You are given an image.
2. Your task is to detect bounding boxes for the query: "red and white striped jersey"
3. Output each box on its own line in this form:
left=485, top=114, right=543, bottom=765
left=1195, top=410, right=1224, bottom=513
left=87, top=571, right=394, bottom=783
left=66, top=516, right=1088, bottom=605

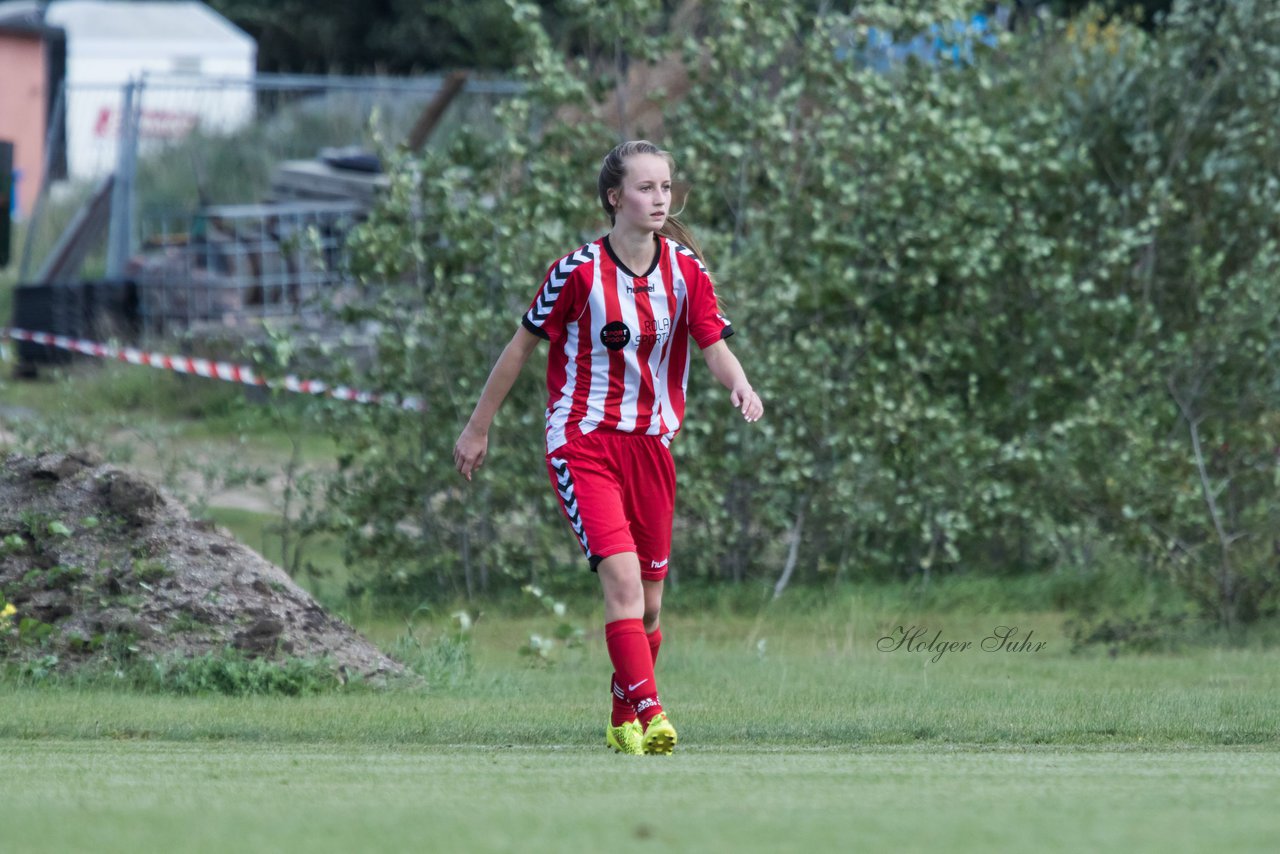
left=522, top=235, right=734, bottom=454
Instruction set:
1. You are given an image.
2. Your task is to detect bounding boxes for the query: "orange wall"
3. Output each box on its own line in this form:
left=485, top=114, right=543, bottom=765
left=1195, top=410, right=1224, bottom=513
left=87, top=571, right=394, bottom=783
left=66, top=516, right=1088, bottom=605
left=0, top=32, right=48, bottom=219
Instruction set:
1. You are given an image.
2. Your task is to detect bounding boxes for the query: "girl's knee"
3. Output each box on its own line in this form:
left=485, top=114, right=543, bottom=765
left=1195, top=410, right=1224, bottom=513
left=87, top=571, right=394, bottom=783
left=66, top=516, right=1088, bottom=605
left=599, top=552, right=645, bottom=619
left=642, top=607, right=661, bottom=633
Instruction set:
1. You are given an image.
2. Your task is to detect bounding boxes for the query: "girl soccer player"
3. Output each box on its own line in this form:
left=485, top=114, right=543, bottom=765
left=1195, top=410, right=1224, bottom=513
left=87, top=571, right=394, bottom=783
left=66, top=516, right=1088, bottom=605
left=454, top=140, right=764, bottom=755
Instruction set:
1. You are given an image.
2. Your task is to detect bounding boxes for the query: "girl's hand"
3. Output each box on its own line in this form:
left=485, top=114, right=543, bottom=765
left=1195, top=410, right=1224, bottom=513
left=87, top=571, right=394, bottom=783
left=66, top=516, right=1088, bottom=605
left=453, top=424, right=489, bottom=481
left=730, top=384, right=764, bottom=422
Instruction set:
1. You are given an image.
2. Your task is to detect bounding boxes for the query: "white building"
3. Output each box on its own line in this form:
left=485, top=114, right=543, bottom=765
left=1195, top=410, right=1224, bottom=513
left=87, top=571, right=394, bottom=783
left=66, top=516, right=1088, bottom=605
left=39, top=0, right=256, bottom=179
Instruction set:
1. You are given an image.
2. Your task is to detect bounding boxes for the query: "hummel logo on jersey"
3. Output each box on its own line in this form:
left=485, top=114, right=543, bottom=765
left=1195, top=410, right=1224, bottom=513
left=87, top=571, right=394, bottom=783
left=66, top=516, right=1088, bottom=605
left=627, top=679, right=650, bottom=692
left=627, top=283, right=655, bottom=294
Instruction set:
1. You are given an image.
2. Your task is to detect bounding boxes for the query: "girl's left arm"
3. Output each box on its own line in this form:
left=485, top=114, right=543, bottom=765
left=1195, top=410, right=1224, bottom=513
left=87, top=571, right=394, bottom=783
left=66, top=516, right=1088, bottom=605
left=701, top=339, right=764, bottom=422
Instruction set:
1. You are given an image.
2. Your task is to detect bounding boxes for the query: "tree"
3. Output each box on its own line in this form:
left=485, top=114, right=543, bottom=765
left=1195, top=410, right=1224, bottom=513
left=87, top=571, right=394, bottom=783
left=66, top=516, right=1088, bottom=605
left=205, top=0, right=559, bottom=73
left=297, top=0, right=1280, bottom=630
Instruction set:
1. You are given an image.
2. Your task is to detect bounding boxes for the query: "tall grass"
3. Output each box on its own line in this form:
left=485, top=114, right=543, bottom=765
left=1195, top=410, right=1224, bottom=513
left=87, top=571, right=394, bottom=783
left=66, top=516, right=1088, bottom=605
left=4, top=602, right=1279, bottom=747
left=3, top=606, right=1279, bottom=851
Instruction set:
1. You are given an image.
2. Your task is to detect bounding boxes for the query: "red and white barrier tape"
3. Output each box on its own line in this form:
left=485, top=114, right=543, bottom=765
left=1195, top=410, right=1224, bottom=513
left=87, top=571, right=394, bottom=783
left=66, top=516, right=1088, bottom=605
left=1, top=328, right=425, bottom=412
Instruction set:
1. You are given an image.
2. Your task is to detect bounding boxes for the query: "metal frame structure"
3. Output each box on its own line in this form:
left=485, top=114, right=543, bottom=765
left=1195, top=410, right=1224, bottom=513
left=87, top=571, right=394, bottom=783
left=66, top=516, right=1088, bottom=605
left=17, top=71, right=521, bottom=338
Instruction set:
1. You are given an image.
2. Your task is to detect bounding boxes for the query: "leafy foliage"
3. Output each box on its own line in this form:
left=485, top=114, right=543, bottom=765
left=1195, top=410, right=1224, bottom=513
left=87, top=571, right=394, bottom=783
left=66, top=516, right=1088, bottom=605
left=145, top=649, right=340, bottom=696
left=205, top=0, right=554, bottom=73
left=301, top=0, right=1280, bottom=626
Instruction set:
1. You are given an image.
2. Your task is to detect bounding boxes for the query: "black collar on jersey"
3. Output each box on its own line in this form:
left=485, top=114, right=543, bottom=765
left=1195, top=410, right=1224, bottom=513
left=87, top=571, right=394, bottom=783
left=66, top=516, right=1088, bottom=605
left=603, top=234, right=661, bottom=279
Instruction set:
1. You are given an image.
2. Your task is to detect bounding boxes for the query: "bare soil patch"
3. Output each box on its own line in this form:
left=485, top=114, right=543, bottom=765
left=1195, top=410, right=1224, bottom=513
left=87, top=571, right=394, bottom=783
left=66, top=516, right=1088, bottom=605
left=0, top=451, right=406, bottom=684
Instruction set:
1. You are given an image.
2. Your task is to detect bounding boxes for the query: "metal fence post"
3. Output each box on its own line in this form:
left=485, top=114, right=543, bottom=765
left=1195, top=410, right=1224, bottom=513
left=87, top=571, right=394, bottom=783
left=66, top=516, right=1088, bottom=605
left=105, top=78, right=141, bottom=279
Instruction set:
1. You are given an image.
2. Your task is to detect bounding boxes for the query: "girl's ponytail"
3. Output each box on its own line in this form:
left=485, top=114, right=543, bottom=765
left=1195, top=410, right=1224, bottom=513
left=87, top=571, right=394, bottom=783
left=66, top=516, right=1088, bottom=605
left=660, top=214, right=709, bottom=273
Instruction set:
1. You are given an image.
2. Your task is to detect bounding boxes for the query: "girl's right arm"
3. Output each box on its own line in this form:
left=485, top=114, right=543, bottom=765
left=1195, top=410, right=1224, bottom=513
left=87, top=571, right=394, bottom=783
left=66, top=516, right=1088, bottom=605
left=453, top=326, right=542, bottom=481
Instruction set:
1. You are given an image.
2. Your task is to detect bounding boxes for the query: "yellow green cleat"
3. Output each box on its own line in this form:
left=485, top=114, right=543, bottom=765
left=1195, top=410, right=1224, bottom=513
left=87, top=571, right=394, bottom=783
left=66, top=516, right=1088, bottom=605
left=606, top=718, right=644, bottom=755
left=641, top=712, right=677, bottom=755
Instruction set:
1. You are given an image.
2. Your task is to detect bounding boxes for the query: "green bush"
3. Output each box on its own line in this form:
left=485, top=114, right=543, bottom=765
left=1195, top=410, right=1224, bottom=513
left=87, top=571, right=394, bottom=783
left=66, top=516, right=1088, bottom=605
left=299, top=0, right=1280, bottom=627
left=145, top=649, right=340, bottom=696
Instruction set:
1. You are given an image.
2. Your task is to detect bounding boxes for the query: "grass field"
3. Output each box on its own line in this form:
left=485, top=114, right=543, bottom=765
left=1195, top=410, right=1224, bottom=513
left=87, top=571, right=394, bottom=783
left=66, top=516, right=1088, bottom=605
left=4, top=606, right=1279, bottom=852
left=5, top=741, right=1276, bottom=853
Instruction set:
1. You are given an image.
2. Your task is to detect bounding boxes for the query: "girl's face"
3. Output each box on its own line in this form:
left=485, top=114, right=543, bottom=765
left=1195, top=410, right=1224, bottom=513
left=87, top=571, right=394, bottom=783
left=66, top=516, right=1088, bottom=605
left=608, top=153, right=671, bottom=235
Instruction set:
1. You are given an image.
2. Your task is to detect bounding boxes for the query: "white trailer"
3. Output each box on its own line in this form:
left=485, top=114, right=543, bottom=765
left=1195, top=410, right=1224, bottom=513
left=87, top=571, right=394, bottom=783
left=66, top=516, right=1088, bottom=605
left=44, top=0, right=256, bottom=180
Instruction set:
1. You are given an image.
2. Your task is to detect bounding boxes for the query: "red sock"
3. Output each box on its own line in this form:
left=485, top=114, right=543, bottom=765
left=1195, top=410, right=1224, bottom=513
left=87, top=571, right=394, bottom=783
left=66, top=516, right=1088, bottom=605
left=605, top=618, right=662, bottom=727
left=647, top=625, right=663, bottom=665
left=610, top=672, right=634, bottom=725
left=611, top=628, right=664, bottom=724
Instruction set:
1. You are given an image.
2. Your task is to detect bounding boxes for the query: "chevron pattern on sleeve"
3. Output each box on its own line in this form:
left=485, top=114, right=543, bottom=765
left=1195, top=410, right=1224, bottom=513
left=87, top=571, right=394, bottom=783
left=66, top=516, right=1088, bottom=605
left=671, top=243, right=708, bottom=275
left=526, top=244, right=595, bottom=329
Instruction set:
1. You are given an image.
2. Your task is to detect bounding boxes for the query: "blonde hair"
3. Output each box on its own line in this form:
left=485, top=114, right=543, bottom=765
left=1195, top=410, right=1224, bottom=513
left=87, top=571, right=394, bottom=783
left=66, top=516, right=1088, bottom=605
left=598, top=140, right=709, bottom=269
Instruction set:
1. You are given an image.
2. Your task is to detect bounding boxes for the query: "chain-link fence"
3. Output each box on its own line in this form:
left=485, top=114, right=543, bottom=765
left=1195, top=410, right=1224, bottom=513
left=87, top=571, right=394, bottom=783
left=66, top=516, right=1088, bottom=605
left=19, top=72, right=519, bottom=338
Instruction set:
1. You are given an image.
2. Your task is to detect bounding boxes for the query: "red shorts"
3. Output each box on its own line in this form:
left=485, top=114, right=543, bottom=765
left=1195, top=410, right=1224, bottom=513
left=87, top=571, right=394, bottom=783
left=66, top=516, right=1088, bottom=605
left=546, top=431, right=675, bottom=581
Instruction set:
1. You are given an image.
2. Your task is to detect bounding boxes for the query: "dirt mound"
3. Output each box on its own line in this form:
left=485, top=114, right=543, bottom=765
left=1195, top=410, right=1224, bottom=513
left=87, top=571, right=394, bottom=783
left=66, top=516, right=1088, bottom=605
left=0, top=451, right=406, bottom=684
